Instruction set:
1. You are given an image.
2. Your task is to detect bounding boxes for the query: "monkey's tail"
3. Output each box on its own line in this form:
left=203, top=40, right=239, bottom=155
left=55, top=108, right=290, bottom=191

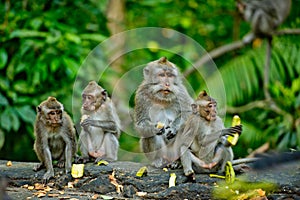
left=251, top=151, right=300, bottom=170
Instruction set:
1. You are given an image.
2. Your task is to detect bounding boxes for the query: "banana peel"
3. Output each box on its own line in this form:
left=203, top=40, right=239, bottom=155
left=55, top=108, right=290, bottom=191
left=169, top=173, right=176, bottom=187
left=71, top=164, right=85, bottom=178
left=136, top=166, right=148, bottom=177
left=209, top=161, right=235, bottom=184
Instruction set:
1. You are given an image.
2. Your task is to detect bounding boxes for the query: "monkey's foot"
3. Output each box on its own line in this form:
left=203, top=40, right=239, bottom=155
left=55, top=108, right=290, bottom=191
left=184, top=169, right=195, bottom=181
left=43, top=170, right=54, bottom=183
left=33, top=163, right=44, bottom=171
left=203, top=162, right=217, bottom=169
left=151, top=158, right=169, bottom=168
left=56, top=160, right=65, bottom=168
left=167, top=160, right=182, bottom=169
left=75, top=156, right=90, bottom=164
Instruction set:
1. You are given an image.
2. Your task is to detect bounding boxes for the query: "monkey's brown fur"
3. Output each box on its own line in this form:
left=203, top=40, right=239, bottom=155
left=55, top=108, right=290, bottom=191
left=33, top=97, right=76, bottom=181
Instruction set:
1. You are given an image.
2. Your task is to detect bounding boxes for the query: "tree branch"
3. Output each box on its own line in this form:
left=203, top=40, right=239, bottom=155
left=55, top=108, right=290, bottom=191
left=183, top=40, right=246, bottom=77
left=183, top=28, right=300, bottom=77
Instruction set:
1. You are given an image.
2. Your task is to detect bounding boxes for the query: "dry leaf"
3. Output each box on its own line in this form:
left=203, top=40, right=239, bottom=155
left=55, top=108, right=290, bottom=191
left=256, top=189, right=266, bottom=196
left=99, top=195, right=114, bottom=199
left=67, top=182, right=74, bottom=188
left=22, top=184, right=29, bottom=188
left=37, top=193, right=46, bottom=198
left=136, top=191, right=147, bottom=197
left=34, top=183, right=45, bottom=190
left=45, top=186, right=52, bottom=192
left=109, top=171, right=123, bottom=193
left=28, top=186, right=34, bottom=190
left=48, top=193, right=59, bottom=197
left=92, top=194, right=99, bottom=199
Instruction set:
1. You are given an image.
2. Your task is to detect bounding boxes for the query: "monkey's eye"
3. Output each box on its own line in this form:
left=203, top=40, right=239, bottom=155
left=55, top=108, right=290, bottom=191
left=158, top=73, right=165, bottom=77
left=49, top=111, right=55, bottom=115
left=166, top=73, right=175, bottom=77
left=56, top=110, right=62, bottom=115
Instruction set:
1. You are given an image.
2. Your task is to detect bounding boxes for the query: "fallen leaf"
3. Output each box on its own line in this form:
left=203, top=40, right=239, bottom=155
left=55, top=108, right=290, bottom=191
left=34, top=183, right=45, bottom=190
left=256, top=189, right=266, bottom=196
left=92, top=194, right=99, bottom=199
left=109, top=171, right=123, bottom=193
left=48, top=193, right=59, bottom=197
left=67, top=182, right=74, bottom=188
left=28, top=186, right=34, bottom=190
left=22, top=184, right=29, bottom=188
left=99, top=194, right=114, bottom=199
left=44, top=186, right=52, bottom=192
left=136, top=191, right=147, bottom=197
left=37, top=193, right=46, bottom=198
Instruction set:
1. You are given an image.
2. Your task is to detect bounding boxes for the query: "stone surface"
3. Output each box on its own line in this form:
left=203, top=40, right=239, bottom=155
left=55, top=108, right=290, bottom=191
left=1, top=160, right=300, bottom=199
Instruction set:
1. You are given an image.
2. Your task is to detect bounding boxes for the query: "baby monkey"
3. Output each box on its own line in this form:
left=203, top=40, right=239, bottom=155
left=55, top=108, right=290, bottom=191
left=179, top=91, right=242, bottom=177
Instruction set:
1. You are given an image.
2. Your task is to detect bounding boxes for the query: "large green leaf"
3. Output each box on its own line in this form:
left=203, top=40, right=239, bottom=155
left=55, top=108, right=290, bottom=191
left=0, top=48, right=8, bottom=69
left=15, top=106, right=36, bottom=124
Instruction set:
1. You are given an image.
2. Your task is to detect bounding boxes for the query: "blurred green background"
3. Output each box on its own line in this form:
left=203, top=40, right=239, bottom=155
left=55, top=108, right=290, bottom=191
left=0, top=0, right=300, bottom=162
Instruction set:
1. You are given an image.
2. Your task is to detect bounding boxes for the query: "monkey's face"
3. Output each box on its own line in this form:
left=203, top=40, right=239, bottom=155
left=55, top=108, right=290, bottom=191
left=46, top=109, right=63, bottom=127
left=82, top=94, right=98, bottom=111
left=82, top=90, right=107, bottom=112
left=149, top=68, right=179, bottom=102
left=199, top=101, right=217, bottom=121
left=82, top=81, right=108, bottom=112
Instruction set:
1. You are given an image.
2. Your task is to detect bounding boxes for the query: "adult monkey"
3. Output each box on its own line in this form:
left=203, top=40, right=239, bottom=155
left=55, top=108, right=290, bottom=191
left=237, top=0, right=291, bottom=44
left=134, top=57, right=193, bottom=168
left=178, top=91, right=242, bottom=178
left=237, top=0, right=291, bottom=100
left=78, top=81, right=120, bottom=163
left=33, top=97, right=77, bottom=181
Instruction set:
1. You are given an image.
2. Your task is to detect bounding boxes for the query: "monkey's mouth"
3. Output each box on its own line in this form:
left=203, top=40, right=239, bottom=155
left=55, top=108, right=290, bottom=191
left=51, top=123, right=62, bottom=127
left=160, top=89, right=171, bottom=94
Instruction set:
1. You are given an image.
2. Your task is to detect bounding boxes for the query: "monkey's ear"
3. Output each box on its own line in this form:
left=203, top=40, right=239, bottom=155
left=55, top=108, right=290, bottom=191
left=191, top=104, right=198, bottom=114
left=197, top=90, right=208, bottom=100
left=101, top=89, right=108, bottom=101
left=158, top=56, right=167, bottom=64
left=37, top=106, right=42, bottom=113
left=143, top=67, right=150, bottom=80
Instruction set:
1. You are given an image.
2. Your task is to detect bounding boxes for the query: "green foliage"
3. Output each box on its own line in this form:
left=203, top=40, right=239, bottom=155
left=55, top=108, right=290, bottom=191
left=0, top=0, right=108, bottom=160
left=205, top=37, right=300, bottom=155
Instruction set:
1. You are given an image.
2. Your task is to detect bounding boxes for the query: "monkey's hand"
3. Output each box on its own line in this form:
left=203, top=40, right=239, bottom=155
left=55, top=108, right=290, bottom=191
left=81, top=119, right=105, bottom=130
left=156, top=122, right=165, bottom=135
left=156, top=127, right=165, bottom=135
left=221, top=125, right=243, bottom=136
left=165, top=126, right=176, bottom=140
